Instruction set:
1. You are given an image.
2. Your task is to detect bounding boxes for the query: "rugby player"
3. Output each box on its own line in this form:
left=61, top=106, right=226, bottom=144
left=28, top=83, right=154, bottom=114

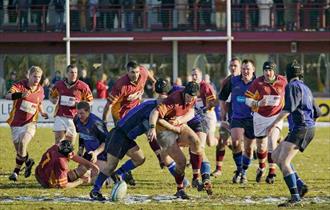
left=148, top=82, right=203, bottom=199
left=266, top=60, right=321, bottom=207
left=89, top=79, right=189, bottom=200
left=219, top=59, right=256, bottom=184
left=35, top=140, right=99, bottom=188
left=74, top=101, right=109, bottom=182
left=6, top=66, right=49, bottom=181
left=49, top=64, right=93, bottom=144
left=245, top=61, right=287, bottom=184
left=212, top=57, right=241, bottom=177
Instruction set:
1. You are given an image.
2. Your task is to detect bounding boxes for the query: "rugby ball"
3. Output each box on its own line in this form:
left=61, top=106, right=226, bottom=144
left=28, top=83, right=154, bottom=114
left=110, top=181, right=127, bottom=202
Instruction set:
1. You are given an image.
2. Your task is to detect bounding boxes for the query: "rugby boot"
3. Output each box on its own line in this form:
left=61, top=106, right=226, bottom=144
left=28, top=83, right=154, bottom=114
left=192, top=178, right=203, bottom=191
left=255, top=167, right=265, bottom=183
left=90, top=190, right=106, bottom=201
left=278, top=199, right=303, bottom=207
left=210, top=169, right=222, bottom=178
left=174, top=189, right=190, bottom=200
left=265, top=173, right=276, bottom=184
left=232, top=170, right=240, bottom=184
left=299, top=184, right=309, bottom=198
left=202, top=173, right=213, bottom=195
left=24, top=158, right=35, bottom=178
left=240, top=172, right=248, bottom=184
left=9, top=172, right=18, bottom=181
left=123, top=171, right=136, bottom=186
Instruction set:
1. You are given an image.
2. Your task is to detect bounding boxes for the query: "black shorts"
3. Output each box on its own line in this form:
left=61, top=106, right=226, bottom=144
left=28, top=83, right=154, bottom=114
left=231, top=118, right=255, bottom=139
left=284, top=127, right=315, bottom=152
left=106, top=127, right=137, bottom=159
left=188, top=119, right=208, bottom=133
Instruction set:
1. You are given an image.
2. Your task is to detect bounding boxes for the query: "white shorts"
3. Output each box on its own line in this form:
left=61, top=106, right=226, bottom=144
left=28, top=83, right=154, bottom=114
left=156, top=130, right=179, bottom=150
left=11, top=122, right=36, bottom=143
left=205, top=110, right=217, bottom=136
left=53, top=116, right=77, bottom=138
left=253, top=112, right=283, bottom=137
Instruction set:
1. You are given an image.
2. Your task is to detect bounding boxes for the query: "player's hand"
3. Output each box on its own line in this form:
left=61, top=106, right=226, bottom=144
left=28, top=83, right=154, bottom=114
left=147, top=128, right=157, bottom=142
left=41, top=112, right=49, bottom=119
left=88, top=151, right=98, bottom=163
left=81, top=171, right=91, bottom=184
left=173, top=125, right=182, bottom=134
left=22, top=90, right=31, bottom=98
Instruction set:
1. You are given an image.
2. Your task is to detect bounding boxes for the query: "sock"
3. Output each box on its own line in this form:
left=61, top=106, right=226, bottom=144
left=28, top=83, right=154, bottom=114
left=284, top=173, right=301, bottom=201
left=174, top=170, right=184, bottom=191
left=190, top=151, right=202, bottom=180
left=167, top=161, right=176, bottom=177
left=201, top=161, right=211, bottom=175
left=115, top=159, right=136, bottom=179
left=242, top=155, right=251, bottom=174
left=257, top=151, right=267, bottom=169
left=93, top=172, right=109, bottom=192
left=14, top=154, right=25, bottom=175
left=216, top=149, right=225, bottom=171
left=233, top=152, right=243, bottom=173
left=149, top=140, right=162, bottom=164
left=291, top=164, right=305, bottom=189
left=268, top=152, right=276, bottom=175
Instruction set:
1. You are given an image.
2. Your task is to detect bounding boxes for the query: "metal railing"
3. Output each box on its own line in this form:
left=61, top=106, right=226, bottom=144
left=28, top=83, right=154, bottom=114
left=0, top=3, right=329, bottom=32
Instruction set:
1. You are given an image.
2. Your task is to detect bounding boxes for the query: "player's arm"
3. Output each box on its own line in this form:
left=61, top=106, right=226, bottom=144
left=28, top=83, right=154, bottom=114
left=71, top=154, right=99, bottom=177
left=49, top=86, right=59, bottom=104
left=61, top=179, right=85, bottom=189
left=102, top=100, right=112, bottom=121
left=204, top=85, right=217, bottom=110
left=147, top=69, right=156, bottom=84
left=5, top=85, right=30, bottom=100
left=38, top=103, right=49, bottom=119
left=147, top=108, right=160, bottom=141
left=88, top=122, right=107, bottom=162
left=103, top=86, right=120, bottom=121
left=218, top=78, right=231, bottom=122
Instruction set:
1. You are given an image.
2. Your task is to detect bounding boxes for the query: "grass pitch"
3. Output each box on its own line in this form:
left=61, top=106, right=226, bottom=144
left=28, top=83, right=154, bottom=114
left=0, top=127, right=329, bottom=209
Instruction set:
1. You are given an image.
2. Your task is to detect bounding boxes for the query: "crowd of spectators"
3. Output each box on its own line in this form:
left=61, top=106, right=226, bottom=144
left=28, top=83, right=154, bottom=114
left=0, top=0, right=329, bottom=32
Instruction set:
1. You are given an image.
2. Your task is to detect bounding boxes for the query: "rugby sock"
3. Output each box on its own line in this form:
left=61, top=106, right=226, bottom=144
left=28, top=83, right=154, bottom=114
left=190, top=151, right=202, bottom=180
left=14, top=154, right=25, bottom=175
left=233, top=152, right=243, bottom=173
left=149, top=140, right=163, bottom=164
left=242, top=155, right=251, bottom=175
left=216, top=149, right=225, bottom=171
left=115, top=159, right=136, bottom=179
left=291, top=164, right=305, bottom=189
left=257, top=151, right=267, bottom=170
left=93, top=172, right=108, bottom=192
left=284, top=173, right=301, bottom=201
left=201, top=161, right=211, bottom=175
left=167, top=161, right=176, bottom=176
left=174, top=170, right=184, bottom=191
left=268, top=152, right=276, bottom=175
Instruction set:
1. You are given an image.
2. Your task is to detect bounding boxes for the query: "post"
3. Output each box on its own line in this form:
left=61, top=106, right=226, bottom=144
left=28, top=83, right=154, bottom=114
left=66, top=0, right=71, bottom=66
left=172, top=40, right=178, bottom=82
left=226, top=0, right=232, bottom=76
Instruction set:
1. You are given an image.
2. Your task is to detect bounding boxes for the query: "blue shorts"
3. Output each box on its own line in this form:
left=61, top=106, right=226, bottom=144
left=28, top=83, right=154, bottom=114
left=188, top=118, right=208, bottom=133
left=106, top=127, right=137, bottom=159
left=284, top=127, right=315, bottom=152
left=231, top=118, right=255, bottom=139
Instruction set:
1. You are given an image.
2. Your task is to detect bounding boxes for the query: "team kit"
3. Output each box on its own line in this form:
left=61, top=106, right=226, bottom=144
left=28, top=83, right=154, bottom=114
left=5, top=59, right=321, bottom=207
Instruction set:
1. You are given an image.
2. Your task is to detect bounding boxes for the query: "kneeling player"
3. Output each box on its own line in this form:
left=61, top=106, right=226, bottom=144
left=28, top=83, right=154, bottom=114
left=35, top=140, right=99, bottom=188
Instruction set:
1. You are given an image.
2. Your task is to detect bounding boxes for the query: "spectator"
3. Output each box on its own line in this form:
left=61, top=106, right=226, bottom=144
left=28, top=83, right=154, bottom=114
left=78, top=0, right=88, bottom=32
left=199, top=0, right=212, bottom=29
left=241, top=0, right=259, bottom=30
left=54, top=0, right=65, bottom=32
left=79, top=68, right=93, bottom=90
left=144, top=69, right=155, bottom=98
left=122, top=0, right=136, bottom=30
left=31, top=0, right=51, bottom=31
left=161, top=0, right=174, bottom=29
left=51, top=70, right=62, bottom=85
left=215, top=0, right=226, bottom=30
left=0, top=0, right=3, bottom=30
left=8, top=0, right=17, bottom=23
left=283, top=0, right=298, bottom=31
left=204, top=73, right=217, bottom=91
left=232, top=0, right=241, bottom=29
left=43, top=77, right=51, bottom=99
left=176, top=0, right=188, bottom=28
left=256, top=0, right=273, bottom=30
left=15, top=0, right=30, bottom=32
left=96, top=73, right=108, bottom=99
left=274, top=0, right=284, bottom=30
left=89, top=0, right=100, bottom=31
left=0, top=75, right=6, bottom=98
left=107, top=74, right=117, bottom=90
left=174, top=77, right=183, bottom=86
left=6, top=71, right=17, bottom=92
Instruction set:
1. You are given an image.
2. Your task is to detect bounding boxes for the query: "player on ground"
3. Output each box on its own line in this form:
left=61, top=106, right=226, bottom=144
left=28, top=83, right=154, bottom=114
left=49, top=64, right=93, bottom=144
left=212, top=57, right=241, bottom=177
left=6, top=66, right=49, bottom=181
left=148, top=82, right=203, bottom=199
left=266, top=60, right=321, bottom=207
left=74, top=101, right=109, bottom=182
left=35, top=140, right=99, bottom=188
left=245, top=61, right=287, bottom=184
left=219, top=59, right=256, bottom=184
